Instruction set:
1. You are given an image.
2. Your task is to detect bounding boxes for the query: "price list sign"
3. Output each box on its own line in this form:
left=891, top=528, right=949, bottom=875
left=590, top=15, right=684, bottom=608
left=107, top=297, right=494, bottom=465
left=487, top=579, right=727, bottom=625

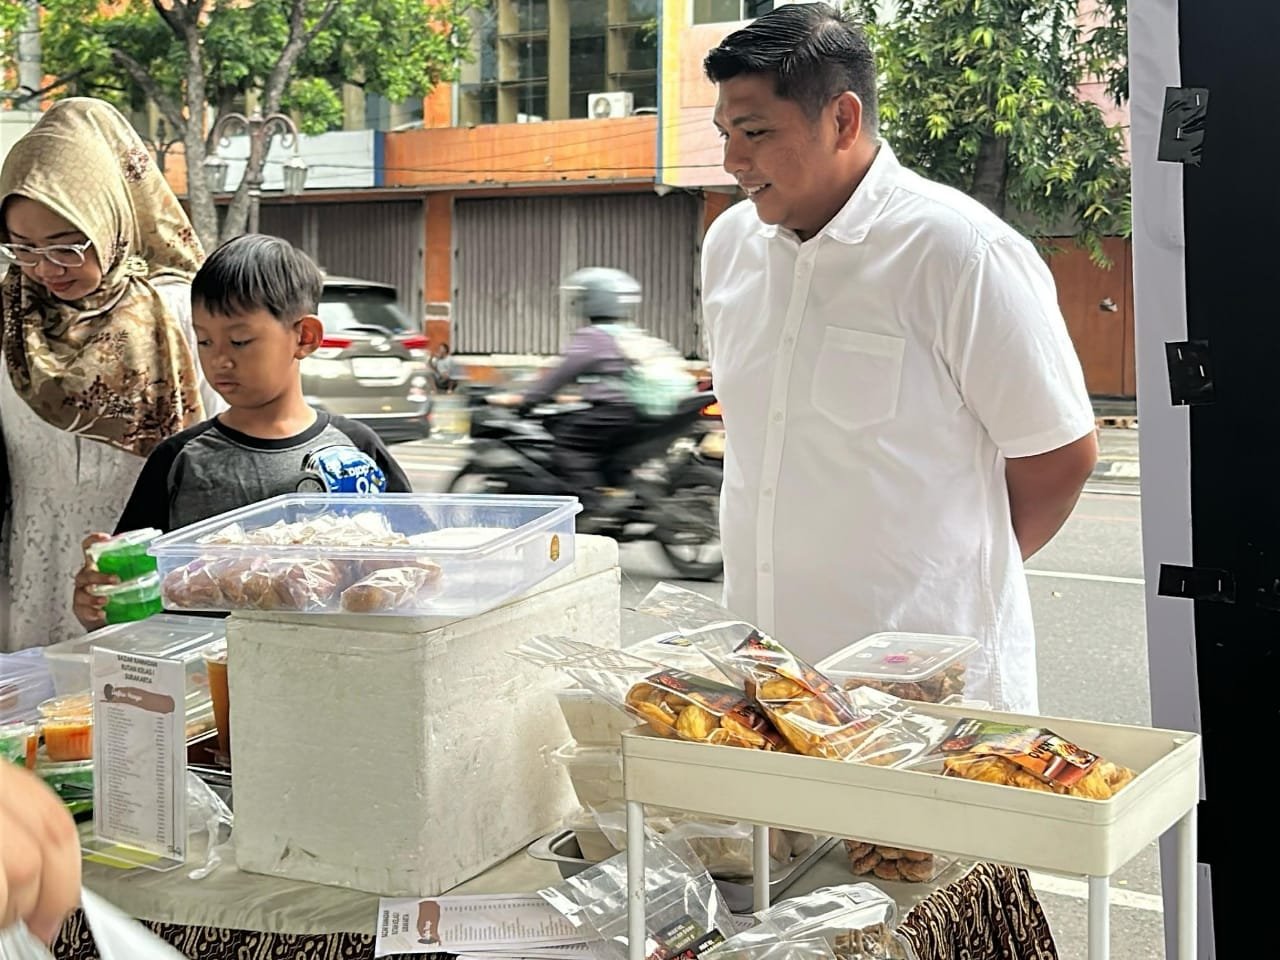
left=91, top=649, right=187, bottom=869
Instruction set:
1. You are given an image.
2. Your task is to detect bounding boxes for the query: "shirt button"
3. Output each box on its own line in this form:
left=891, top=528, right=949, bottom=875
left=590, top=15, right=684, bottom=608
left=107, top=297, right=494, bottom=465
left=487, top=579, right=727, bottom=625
left=760, top=563, right=772, bottom=575
left=783, top=335, right=796, bottom=348
left=763, top=487, right=774, bottom=498
left=772, top=411, right=784, bottom=424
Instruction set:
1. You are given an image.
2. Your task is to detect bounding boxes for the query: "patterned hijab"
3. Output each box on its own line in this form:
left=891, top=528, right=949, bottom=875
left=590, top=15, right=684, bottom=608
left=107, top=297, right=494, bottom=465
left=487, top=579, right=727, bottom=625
left=0, top=98, right=205, bottom=457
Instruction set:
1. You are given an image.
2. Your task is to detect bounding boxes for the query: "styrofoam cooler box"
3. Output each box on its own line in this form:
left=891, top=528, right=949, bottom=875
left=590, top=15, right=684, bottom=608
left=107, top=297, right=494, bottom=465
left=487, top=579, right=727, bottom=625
left=230, top=534, right=621, bottom=897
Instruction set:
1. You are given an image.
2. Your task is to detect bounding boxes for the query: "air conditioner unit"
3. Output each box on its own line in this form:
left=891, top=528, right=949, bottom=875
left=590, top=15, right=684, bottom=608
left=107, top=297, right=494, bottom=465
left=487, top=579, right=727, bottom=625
left=587, top=91, right=634, bottom=119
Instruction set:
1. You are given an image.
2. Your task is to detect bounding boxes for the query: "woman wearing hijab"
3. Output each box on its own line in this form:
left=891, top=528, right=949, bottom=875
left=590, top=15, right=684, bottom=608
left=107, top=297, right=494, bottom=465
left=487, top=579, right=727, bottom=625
left=0, top=98, right=221, bottom=651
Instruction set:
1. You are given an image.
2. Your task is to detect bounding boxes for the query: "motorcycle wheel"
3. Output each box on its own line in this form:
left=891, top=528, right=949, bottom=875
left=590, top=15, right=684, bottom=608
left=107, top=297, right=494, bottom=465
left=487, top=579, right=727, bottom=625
left=659, top=463, right=724, bottom=582
left=447, top=465, right=507, bottom=495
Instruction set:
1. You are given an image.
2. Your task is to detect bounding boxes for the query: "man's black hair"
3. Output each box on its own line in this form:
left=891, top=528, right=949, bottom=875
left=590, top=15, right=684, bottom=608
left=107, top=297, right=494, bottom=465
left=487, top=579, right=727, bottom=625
left=191, top=233, right=324, bottom=322
left=703, top=2, right=878, bottom=128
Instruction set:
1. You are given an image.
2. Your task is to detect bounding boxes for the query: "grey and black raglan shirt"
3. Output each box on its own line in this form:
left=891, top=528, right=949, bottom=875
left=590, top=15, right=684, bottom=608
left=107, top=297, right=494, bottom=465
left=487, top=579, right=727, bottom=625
left=114, top=412, right=412, bottom=534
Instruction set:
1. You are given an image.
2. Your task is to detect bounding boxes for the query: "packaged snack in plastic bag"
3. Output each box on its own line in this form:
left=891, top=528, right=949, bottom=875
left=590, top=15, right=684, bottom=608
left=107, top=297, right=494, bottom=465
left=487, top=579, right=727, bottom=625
left=636, top=587, right=889, bottom=761
left=341, top=564, right=441, bottom=613
left=719, top=884, right=914, bottom=960
left=841, top=840, right=949, bottom=885
left=540, top=835, right=735, bottom=960
left=513, top=637, right=788, bottom=751
left=911, top=717, right=1137, bottom=799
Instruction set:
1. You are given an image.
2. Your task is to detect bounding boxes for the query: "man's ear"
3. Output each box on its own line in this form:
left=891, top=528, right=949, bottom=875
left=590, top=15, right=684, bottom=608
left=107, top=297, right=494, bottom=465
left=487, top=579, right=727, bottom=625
left=833, top=91, right=864, bottom=150
left=296, top=314, right=324, bottom=359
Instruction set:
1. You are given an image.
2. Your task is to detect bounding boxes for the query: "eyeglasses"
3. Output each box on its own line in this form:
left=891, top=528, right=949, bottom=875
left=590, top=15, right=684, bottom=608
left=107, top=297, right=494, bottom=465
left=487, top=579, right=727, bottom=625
left=0, top=238, right=93, bottom=269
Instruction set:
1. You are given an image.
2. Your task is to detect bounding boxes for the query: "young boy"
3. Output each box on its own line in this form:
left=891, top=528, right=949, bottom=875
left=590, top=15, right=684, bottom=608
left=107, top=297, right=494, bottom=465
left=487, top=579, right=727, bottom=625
left=72, top=234, right=411, bottom=629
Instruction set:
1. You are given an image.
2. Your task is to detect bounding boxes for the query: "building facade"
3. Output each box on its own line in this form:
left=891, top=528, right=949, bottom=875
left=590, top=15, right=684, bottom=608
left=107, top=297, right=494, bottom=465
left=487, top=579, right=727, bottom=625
left=145, top=0, right=1135, bottom=394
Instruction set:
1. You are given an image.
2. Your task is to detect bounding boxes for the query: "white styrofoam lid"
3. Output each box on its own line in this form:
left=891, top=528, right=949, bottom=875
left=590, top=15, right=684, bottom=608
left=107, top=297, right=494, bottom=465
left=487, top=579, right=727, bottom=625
left=43, top=614, right=226, bottom=664
left=817, top=632, right=979, bottom=682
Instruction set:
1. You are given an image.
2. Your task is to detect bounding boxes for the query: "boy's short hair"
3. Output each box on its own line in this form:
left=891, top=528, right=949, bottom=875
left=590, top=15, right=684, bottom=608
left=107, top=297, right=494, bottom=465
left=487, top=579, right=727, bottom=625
left=703, top=2, right=878, bottom=129
left=191, top=233, right=324, bottom=322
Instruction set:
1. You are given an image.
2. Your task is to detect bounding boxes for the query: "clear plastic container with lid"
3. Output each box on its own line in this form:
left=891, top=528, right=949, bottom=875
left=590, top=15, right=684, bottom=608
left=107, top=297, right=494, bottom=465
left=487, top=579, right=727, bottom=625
left=41, top=615, right=225, bottom=738
left=88, top=528, right=162, bottom=579
left=0, top=721, right=36, bottom=767
left=149, top=493, right=581, bottom=618
left=816, top=632, right=980, bottom=704
left=88, top=572, right=164, bottom=624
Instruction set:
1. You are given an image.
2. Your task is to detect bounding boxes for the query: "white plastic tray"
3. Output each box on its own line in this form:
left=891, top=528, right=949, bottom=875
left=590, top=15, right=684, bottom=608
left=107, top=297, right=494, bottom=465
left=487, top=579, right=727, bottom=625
left=621, top=703, right=1198, bottom=876
left=149, top=493, right=580, bottom=618
left=621, top=704, right=1201, bottom=960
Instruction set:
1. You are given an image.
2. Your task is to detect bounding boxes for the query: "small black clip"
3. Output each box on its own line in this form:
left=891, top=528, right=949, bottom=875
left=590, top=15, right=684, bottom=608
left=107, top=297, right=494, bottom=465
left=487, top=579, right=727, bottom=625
left=1158, top=87, right=1210, bottom=166
left=1165, top=340, right=1215, bottom=407
left=1158, top=564, right=1236, bottom=604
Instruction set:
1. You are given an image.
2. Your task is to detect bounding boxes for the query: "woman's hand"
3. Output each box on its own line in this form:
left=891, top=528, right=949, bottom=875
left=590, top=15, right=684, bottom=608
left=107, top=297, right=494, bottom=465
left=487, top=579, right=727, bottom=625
left=72, top=533, right=115, bottom=631
left=0, top=762, right=81, bottom=942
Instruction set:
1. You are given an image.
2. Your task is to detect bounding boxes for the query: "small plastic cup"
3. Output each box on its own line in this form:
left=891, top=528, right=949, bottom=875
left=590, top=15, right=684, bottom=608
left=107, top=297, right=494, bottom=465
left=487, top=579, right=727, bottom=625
left=0, top=721, right=36, bottom=768
left=89, top=571, right=164, bottom=624
left=205, top=649, right=230, bottom=759
left=87, top=528, right=161, bottom=580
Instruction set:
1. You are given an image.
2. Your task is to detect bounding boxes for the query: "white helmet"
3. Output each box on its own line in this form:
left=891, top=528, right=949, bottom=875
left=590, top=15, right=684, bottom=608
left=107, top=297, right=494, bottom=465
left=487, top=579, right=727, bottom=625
left=561, top=267, right=642, bottom=322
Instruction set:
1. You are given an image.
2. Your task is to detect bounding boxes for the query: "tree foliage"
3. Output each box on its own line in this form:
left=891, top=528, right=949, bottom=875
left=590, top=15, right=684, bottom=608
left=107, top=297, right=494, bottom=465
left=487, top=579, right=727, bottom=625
left=24, top=0, right=478, bottom=245
left=849, top=0, right=1130, bottom=264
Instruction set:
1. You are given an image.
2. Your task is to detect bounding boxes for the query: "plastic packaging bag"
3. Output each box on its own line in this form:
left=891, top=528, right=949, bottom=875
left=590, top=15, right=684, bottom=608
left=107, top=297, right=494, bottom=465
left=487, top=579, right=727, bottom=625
left=0, top=889, right=184, bottom=960
left=540, top=835, right=735, bottom=960
left=711, top=885, right=915, bottom=960
left=840, top=840, right=950, bottom=885
left=185, top=772, right=234, bottom=881
left=0, top=649, right=55, bottom=725
left=591, top=806, right=820, bottom=879
left=708, top=938, right=839, bottom=960
left=904, top=717, right=1137, bottom=800
left=513, top=637, right=787, bottom=751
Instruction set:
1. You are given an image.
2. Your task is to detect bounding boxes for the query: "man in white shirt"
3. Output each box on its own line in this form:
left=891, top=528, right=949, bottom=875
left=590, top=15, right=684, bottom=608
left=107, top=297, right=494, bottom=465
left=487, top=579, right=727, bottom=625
left=700, top=3, right=1098, bottom=713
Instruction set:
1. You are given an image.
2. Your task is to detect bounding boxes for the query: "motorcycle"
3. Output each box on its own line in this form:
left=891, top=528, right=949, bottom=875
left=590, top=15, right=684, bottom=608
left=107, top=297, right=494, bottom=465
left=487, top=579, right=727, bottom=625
left=448, top=392, right=725, bottom=580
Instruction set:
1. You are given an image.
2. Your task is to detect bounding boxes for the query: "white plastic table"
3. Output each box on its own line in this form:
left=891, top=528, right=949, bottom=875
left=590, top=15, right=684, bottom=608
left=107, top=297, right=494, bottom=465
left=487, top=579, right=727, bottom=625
left=621, top=705, right=1200, bottom=960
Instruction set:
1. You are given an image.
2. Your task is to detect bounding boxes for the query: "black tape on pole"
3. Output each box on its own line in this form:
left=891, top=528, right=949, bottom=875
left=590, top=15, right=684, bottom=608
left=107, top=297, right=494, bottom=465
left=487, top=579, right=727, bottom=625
left=1158, top=87, right=1210, bottom=165
left=1157, top=564, right=1236, bottom=604
left=1165, top=340, right=1215, bottom=406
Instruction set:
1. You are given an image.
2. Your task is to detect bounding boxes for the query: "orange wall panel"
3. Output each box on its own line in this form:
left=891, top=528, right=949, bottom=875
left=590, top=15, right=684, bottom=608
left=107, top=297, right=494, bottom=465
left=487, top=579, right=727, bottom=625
left=383, top=116, right=657, bottom=187
left=425, top=192, right=454, bottom=306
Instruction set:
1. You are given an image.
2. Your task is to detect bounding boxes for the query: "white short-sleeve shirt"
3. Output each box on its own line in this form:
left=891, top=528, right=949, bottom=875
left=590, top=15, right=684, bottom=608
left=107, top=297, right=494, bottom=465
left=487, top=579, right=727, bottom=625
left=700, top=143, right=1095, bottom=713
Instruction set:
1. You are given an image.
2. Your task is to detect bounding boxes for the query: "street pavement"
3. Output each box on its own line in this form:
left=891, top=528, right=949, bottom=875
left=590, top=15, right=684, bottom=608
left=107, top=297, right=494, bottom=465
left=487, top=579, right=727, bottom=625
left=396, top=429, right=1161, bottom=960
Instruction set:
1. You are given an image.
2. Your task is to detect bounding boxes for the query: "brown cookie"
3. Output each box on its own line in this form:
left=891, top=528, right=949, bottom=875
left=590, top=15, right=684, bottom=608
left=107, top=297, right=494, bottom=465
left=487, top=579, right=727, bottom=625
left=850, top=849, right=882, bottom=875
left=873, top=859, right=903, bottom=881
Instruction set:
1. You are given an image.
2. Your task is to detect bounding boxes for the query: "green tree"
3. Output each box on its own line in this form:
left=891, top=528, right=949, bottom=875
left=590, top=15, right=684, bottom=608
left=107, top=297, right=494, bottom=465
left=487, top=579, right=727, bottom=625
left=26, top=0, right=478, bottom=246
left=849, top=0, right=1129, bottom=264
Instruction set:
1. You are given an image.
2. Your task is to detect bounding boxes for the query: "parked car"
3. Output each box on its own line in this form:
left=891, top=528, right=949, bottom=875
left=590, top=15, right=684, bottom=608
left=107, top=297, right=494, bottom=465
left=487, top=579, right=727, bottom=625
left=303, top=277, right=432, bottom=444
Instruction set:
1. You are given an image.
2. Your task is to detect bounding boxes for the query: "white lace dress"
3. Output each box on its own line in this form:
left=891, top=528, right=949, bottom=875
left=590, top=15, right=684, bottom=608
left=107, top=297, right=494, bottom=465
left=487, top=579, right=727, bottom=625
left=0, top=280, right=223, bottom=651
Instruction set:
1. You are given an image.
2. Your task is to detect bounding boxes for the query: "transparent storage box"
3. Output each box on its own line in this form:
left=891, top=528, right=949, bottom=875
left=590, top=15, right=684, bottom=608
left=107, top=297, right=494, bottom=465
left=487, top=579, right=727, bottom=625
left=816, top=633, right=979, bottom=704
left=149, top=493, right=581, bottom=618
left=41, top=615, right=226, bottom=737
left=0, top=648, right=55, bottom=724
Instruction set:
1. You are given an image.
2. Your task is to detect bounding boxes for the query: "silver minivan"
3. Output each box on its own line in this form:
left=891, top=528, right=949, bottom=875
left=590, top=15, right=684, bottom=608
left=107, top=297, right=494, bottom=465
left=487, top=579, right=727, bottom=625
left=304, top=277, right=432, bottom=444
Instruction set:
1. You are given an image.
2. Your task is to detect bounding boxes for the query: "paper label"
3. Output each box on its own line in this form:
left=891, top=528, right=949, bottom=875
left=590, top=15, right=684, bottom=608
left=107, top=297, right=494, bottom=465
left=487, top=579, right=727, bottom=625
left=91, top=650, right=187, bottom=863
left=375, top=894, right=583, bottom=957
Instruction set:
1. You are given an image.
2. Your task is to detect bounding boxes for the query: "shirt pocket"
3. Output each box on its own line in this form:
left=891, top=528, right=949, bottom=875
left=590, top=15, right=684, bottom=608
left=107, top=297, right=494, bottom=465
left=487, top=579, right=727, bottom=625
left=810, top=327, right=905, bottom=431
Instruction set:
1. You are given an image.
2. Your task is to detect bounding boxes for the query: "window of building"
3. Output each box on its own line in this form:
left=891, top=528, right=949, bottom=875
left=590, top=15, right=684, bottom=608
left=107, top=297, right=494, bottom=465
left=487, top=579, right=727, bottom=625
left=692, top=0, right=773, bottom=24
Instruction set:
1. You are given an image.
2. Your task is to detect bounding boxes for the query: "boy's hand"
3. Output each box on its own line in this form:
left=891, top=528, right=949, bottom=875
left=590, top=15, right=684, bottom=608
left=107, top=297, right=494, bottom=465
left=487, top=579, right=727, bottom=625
left=72, top=533, right=115, bottom=631
left=0, top=761, right=81, bottom=942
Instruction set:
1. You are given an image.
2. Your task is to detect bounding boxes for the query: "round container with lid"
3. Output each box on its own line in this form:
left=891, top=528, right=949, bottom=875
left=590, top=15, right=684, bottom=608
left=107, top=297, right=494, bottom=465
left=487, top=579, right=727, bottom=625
left=87, top=528, right=161, bottom=580
left=38, top=693, right=93, bottom=762
left=89, top=571, right=163, bottom=624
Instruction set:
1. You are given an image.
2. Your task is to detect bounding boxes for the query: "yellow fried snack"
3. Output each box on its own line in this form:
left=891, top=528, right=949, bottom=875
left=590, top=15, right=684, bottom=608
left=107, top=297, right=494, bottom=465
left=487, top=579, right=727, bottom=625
left=675, top=703, right=718, bottom=740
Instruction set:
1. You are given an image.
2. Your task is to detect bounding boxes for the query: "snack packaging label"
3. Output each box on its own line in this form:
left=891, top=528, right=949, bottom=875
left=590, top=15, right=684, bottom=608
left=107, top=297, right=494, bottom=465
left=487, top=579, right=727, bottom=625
left=647, top=916, right=726, bottom=960
left=934, top=718, right=1100, bottom=788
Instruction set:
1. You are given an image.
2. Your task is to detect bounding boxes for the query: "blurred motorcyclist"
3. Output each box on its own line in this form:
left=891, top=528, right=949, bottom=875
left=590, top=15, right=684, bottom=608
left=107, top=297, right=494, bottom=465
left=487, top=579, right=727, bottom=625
left=493, top=267, right=643, bottom=525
